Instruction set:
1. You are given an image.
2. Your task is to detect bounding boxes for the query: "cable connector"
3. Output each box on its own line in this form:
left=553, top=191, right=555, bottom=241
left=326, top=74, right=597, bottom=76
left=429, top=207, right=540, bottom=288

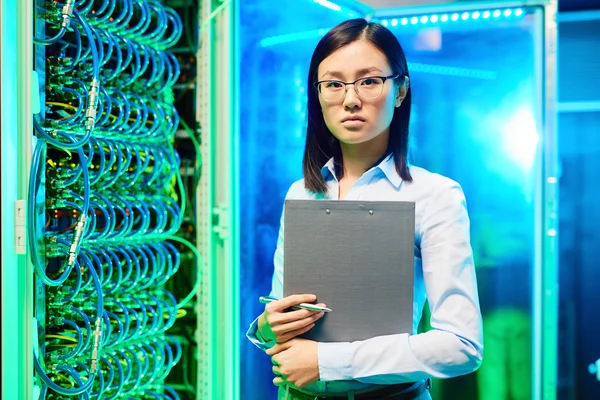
left=46, top=245, right=61, bottom=257
left=67, top=214, right=86, bottom=268
left=85, top=78, right=99, bottom=132
left=46, top=198, right=66, bottom=208
left=49, top=179, right=66, bottom=190
left=60, top=0, right=74, bottom=29
left=90, top=318, right=102, bottom=374
left=59, top=285, right=72, bottom=295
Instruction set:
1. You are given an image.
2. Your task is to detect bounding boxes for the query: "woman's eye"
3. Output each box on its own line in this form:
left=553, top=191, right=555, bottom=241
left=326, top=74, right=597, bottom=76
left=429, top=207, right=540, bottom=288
left=326, top=81, right=343, bottom=88
left=361, top=78, right=376, bottom=86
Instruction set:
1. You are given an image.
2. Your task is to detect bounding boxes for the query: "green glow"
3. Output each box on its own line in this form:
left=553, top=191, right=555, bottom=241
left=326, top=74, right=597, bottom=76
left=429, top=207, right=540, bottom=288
left=479, top=310, right=532, bottom=400
left=2, top=0, right=33, bottom=399
left=1, top=0, right=22, bottom=398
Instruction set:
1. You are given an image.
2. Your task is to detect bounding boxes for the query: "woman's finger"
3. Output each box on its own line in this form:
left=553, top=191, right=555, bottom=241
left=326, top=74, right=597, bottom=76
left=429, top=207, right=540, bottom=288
left=273, top=312, right=323, bottom=336
left=273, top=376, right=286, bottom=386
left=278, top=323, right=316, bottom=343
left=269, top=307, right=318, bottom=325
left=268, top=294, right=316, bottom=312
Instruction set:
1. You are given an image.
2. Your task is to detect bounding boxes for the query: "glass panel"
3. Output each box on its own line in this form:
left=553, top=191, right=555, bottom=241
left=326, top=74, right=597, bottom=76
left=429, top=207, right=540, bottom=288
left=383, top=8, right=541, bottom=400
left=238, top=4, right=544, bottom=399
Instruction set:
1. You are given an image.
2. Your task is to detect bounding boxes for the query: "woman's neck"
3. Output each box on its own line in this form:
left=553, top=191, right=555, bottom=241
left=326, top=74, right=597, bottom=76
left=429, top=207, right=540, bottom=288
left=339, top=131, right=389, bottom=180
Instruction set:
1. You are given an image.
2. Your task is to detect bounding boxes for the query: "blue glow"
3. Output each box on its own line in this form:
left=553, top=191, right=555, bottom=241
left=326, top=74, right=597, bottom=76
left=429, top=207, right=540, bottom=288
left=267, top=7, right=529, bottom=41
left=260, top=28, right=331, bottom=47
left=503, top=107, right=539, bottom=172
left=312, top=0, right=341, bottom=12
left=364, top=8, right=528, bottom=31
left=408, top=62, right=497, bottom=80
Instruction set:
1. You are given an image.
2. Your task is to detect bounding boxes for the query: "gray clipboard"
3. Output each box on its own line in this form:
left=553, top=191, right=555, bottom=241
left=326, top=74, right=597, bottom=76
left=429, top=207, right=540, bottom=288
left=283, top=200, right=415, bottom=343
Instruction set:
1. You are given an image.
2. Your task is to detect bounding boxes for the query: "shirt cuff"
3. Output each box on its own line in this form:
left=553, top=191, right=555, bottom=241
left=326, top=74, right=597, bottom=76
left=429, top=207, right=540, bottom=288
left=318, top=341, right=355, bottom=381
left=246, top=317, right=276, bottom=351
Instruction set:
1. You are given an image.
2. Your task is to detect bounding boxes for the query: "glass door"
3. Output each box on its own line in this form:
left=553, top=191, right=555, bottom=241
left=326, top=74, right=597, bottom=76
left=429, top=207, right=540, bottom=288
left=237, top=2, right=557, bottom=399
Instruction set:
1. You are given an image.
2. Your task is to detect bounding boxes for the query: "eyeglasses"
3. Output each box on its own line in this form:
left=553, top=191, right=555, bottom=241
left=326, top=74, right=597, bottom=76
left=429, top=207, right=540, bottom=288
left=314, top=74, right=402, bottom=102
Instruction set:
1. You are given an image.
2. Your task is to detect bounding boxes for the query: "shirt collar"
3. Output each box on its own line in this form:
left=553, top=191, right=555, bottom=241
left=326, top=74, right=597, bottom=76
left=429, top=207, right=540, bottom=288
left=321, top=158, right=337, bottom=181
left=377, top=153, right=403, bottom=188
left=320, top=154, right=403, bottom=188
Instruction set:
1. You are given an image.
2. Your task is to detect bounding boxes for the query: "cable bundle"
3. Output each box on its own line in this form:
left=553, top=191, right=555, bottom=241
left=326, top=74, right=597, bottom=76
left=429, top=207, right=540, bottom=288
left=29, top=1, right=192, bottom=398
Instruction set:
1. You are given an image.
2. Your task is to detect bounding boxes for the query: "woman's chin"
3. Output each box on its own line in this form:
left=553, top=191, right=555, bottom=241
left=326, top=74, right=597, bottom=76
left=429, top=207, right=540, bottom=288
left=334, top=129, right=373, bottom=145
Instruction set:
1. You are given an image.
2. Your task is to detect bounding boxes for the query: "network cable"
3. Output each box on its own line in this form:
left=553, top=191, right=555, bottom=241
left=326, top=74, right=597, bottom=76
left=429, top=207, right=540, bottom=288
left=30, top=1, right=192, bottom=398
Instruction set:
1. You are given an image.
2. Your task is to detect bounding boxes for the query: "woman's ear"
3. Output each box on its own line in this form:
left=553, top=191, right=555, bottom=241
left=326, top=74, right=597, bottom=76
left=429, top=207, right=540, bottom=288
left=395, top=76, right=410, bottom=108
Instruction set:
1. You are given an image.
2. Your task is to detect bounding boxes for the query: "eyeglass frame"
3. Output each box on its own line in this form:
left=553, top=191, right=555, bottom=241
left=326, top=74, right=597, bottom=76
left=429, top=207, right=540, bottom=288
left=313, top=74, right=403, bottom=102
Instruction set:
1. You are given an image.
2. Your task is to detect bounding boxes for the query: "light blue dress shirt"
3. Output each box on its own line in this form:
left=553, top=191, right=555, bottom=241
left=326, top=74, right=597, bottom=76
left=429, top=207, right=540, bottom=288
left=247, top=154, right=484, bottom=395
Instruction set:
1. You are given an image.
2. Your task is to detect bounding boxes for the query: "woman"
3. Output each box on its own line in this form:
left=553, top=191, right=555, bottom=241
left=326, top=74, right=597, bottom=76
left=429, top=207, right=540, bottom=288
left=247, top=18, right=483, bottom=400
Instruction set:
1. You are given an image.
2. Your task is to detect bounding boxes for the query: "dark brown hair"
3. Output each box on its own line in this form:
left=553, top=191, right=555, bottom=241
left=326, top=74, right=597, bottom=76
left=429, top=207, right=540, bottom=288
left=303, top=18, right=412, bottom=193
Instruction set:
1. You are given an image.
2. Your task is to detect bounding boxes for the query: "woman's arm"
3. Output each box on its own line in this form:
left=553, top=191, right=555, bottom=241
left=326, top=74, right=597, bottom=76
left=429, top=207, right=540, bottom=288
left=317, top=181, right=483, bottom=384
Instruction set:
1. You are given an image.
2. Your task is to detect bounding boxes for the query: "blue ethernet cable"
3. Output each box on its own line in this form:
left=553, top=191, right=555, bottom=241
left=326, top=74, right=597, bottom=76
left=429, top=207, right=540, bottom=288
left=56, top=318, right=84, bottom=359
left=34, top=1, right=189, bottom=397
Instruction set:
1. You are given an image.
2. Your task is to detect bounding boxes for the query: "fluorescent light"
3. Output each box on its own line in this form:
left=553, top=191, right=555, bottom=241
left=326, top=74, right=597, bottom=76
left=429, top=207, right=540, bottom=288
left=312, top=0, right=341, bottom=12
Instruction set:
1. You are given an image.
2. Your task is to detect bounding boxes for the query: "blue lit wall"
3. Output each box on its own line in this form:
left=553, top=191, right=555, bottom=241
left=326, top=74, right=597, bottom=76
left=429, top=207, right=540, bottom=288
left=239, top=2, right=542, bottom=399
left=239, top=3, right=368, bottom=398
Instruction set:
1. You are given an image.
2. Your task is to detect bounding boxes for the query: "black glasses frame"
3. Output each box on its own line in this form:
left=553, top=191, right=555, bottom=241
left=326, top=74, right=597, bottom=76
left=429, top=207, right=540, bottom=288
left=313, top=74, right=403, bottom=101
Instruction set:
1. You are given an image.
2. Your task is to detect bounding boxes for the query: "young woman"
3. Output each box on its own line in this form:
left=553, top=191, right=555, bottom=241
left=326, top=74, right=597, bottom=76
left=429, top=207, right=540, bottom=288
left=247, top=18, right=483, bottom=400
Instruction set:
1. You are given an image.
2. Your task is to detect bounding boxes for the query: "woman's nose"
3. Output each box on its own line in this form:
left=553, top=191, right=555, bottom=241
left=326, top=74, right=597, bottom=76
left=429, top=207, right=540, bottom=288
left=343, top=85, right=361, bottom=109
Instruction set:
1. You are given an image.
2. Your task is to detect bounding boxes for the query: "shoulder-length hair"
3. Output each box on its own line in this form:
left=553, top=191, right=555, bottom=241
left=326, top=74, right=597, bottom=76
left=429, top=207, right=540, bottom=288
left=303, top=18, right=412, bottom=193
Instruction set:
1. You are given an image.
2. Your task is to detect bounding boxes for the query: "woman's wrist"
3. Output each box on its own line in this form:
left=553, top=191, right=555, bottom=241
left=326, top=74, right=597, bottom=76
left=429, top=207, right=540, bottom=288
left=257, top=312, right=272, bottom=342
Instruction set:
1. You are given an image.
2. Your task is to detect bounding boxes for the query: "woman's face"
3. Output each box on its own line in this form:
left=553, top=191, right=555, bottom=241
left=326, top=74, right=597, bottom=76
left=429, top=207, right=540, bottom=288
left=316, top=39, right=406, bottom=146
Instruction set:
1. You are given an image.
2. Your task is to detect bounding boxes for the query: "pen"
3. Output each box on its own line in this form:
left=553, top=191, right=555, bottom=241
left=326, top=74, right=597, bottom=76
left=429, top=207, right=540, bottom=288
left=259, top=296, right=332, bottom=312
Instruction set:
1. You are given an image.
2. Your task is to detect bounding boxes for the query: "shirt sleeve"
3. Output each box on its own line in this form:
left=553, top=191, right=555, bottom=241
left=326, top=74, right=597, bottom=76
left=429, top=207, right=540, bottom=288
left=318, top=181, right=484, bottom=383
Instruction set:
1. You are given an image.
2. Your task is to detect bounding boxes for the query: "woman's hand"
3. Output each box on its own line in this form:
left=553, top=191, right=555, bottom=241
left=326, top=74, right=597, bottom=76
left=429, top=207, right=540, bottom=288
left=268, top=338, right=320, bottom=388
left=258, top=294, right=326, bottom=343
